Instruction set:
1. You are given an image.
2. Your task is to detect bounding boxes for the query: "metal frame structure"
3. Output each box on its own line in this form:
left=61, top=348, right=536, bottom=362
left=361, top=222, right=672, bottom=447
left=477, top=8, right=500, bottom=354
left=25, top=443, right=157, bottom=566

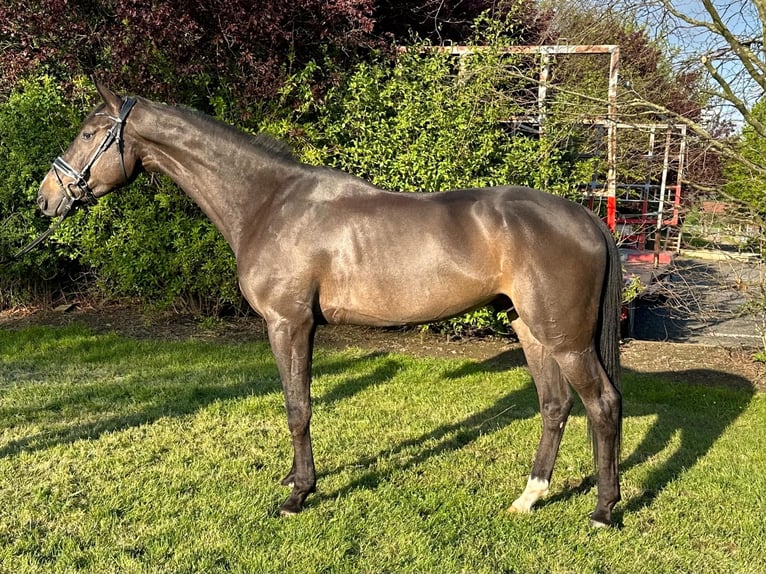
left=584, top=121, right=687, bottom=262
left=433, top=44, right=688, bottom=266
left=435, top=45, right=621, bottom=230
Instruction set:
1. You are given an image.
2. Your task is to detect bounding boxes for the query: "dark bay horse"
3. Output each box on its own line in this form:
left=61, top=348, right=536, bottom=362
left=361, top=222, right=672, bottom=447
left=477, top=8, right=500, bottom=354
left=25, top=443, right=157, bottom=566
left=37, top=82, right=622, bottom=526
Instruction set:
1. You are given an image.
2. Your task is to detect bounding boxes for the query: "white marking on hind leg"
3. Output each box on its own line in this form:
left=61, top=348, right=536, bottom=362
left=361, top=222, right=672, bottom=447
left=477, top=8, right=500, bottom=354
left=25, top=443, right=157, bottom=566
left=508, top=477, right=550, bottom=514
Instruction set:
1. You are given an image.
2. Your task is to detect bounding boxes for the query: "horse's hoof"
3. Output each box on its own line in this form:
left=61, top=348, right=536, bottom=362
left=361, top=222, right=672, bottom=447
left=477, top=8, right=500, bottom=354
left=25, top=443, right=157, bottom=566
left=506, top=504, right=530, bottom=515
left=590, top=519, right=611, bottom=528
left=589, top=513, right=613, bottom=528
left=278, top=501, right=303, bottom=517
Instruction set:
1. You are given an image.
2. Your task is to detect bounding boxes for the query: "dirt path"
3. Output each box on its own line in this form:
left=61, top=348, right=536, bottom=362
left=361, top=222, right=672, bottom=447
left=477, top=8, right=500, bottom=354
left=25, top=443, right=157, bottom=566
left=2, top=304, right=763, bottom=392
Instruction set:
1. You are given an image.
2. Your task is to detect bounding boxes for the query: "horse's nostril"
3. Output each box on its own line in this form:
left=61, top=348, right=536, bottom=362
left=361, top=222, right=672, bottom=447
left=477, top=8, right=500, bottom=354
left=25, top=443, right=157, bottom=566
left=37, top=194, right=47, bottom=210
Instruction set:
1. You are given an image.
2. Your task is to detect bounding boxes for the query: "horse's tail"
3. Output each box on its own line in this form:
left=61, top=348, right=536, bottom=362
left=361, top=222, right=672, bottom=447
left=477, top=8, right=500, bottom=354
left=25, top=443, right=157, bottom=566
left=595, top=215, right=621, bottom=397
left=587, top=208, right=623, bottom=459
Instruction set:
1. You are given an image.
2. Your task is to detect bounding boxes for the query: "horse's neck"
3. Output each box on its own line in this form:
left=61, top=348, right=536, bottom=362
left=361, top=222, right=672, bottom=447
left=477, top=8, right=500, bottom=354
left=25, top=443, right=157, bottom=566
left=129, top=103, right=280, bottom=256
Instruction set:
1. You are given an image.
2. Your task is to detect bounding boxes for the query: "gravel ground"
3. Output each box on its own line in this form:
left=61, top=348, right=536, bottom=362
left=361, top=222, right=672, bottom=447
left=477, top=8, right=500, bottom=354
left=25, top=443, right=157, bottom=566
left=632, top=255, right=764, bottom=348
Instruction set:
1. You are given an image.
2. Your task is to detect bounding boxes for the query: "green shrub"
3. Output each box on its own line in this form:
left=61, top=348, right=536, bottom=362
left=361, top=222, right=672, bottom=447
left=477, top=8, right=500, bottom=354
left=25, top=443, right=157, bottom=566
left=0, top=75, right=90, bottom=306
left=59, top=176, right=240, bottom=314
left=0, top=74, right=238, bottom=313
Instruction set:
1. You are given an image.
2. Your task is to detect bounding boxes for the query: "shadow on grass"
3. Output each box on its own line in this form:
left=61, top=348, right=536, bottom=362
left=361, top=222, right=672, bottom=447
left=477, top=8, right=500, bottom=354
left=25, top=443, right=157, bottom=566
left=315, top=347, right=756, bottom=522
left=1, top=327, right=757, bottom=522
left=0, top=327, right=401, bottom=458
left=313, top=351, right=404, bottom=405
left=614, top=368, right=754, bottom=521
left=314, top=348, right=538, bottom=504
left=315, top=380, right=539, bottom=492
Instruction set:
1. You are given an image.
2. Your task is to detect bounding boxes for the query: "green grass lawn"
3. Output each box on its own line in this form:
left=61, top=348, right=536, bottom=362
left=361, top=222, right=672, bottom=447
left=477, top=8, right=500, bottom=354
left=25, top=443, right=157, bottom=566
left=0, top=325, right=764, bottom=573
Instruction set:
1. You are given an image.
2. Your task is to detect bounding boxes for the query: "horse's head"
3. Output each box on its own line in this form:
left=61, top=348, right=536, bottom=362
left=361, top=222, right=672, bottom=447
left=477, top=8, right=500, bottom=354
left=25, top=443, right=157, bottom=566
left=37, top=81, right=142, bottom=217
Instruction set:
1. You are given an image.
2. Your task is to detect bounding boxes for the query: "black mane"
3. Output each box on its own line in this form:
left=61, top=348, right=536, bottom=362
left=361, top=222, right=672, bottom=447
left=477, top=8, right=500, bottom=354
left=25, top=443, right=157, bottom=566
left=173, top=102, right=297, bottom=162
left=250, top=133, right=296, bottom=160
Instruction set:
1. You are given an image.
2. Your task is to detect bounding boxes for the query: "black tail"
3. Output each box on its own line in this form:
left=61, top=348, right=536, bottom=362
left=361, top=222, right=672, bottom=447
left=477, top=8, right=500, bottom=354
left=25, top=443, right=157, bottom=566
left=596, top=219, right=622, bottom=397
left=587, top=209, right=623, bottom=462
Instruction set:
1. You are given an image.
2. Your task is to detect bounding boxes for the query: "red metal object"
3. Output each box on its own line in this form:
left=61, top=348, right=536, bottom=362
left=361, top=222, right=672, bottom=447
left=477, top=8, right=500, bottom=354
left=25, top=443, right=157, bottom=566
left=607, top=195, right=617, bottom=232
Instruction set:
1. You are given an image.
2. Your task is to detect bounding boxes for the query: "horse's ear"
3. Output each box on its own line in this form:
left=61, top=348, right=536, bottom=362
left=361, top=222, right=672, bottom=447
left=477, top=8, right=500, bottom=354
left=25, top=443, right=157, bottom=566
left=93, top=77, right=122, bottom=113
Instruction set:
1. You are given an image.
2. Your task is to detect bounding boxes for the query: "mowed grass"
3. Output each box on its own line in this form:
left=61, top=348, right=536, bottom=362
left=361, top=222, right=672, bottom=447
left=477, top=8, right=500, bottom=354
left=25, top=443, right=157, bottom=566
left=0, top=325, right=764, bottom=573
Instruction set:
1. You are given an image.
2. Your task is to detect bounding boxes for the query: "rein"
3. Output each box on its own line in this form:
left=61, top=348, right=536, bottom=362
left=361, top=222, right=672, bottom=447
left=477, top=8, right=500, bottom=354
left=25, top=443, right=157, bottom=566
left=2, top=97, right=137, bottom=265
left=9, top=210, right=72, bottom=260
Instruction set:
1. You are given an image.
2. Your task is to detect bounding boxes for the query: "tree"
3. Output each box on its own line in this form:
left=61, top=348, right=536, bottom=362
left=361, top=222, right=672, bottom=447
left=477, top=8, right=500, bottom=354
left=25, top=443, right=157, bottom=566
left=608, top=0, right=764, bottom=188
left=725, top=98, right=766, bottom=215
left=0, top=0, right=378, bottom=112
left=614, top=0, right=766, bottom=242
left=600, top=0, right=766, bottom=357
left=0, top=0, right=551, bottom=116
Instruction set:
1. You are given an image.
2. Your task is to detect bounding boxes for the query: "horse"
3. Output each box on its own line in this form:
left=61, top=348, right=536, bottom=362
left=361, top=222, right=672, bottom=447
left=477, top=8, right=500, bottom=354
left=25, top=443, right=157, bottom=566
left=37, top=81, right=623, bottom=527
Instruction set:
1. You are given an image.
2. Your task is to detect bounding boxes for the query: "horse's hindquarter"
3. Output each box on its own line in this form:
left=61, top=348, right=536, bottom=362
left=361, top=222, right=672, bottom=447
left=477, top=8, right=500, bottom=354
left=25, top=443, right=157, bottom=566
left=500, top=188, right=609, bottom=348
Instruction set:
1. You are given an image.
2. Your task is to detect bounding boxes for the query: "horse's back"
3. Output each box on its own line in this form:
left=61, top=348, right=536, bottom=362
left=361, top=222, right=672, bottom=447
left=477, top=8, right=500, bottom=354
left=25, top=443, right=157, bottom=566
left=310, top=183, right=607, bottom=328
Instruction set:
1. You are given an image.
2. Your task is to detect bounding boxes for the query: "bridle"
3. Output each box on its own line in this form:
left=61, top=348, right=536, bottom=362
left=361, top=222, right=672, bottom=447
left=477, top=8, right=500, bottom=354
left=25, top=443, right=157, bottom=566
left=4, top=97, right=137, bottom=262
left=51, top=96, right=137, bottom=213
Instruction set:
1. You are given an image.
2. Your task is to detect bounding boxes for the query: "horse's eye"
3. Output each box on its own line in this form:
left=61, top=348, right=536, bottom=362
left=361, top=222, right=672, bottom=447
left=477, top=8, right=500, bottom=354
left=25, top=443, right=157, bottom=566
left=81, top=131, right=94, bottom=141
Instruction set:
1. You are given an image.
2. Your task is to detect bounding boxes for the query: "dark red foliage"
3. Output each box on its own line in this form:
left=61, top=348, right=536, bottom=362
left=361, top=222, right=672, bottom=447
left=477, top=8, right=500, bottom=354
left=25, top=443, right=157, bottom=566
left=0, top=0, right=554, bottom=111
left=374, top=0, right=555, bottom=45
left=0, top=0, right=379, bottom=108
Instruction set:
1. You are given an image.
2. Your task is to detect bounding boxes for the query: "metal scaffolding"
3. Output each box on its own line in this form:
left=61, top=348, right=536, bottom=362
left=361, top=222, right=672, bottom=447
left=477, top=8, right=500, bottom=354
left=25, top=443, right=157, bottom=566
left=432, top=44, right=688, bottom=266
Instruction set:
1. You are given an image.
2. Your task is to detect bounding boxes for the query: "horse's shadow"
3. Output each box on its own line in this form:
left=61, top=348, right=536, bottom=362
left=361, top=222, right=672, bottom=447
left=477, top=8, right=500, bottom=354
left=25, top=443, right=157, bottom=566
left=313, top=347, right=536, bottom=500
left=1, top=330, right=755, bottom=521
left=0, top=330, right=396, bottom=458
left=315, top=347, right=756, bottom=521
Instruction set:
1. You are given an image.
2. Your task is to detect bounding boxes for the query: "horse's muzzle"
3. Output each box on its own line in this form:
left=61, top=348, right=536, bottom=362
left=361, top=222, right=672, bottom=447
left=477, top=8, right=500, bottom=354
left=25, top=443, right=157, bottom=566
left=37, top=176, right=63, bottom=217
left=36, top=193, right=49, bottom=213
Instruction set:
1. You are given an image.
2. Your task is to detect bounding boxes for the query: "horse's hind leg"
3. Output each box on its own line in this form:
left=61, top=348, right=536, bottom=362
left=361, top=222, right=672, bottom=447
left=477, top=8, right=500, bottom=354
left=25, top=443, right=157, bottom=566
left=553, top=347, right=621, bottom=527
left=509, top=318, right=574, bottom=514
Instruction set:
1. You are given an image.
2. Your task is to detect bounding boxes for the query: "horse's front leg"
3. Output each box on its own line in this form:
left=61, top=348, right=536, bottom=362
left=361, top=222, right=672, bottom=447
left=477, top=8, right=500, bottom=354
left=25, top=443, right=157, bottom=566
left=267, top=314, right=318, bottom=516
